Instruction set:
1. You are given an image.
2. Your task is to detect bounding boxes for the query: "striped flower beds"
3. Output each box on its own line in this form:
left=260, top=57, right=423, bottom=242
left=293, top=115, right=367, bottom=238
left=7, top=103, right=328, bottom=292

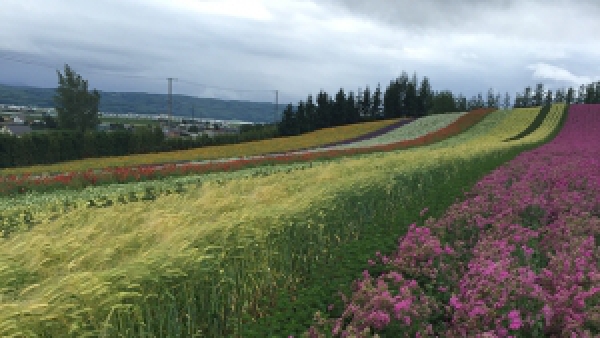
left=310, top=112, right=467, bottom=151
left=299, top=104, right=600, bottom=337
left=0, top=110, right=494, bottom=197
left=263, top=117, right=417, bottom=153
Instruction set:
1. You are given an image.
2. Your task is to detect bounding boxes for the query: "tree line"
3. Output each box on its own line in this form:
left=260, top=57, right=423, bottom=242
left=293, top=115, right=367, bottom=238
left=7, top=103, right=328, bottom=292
left=2, top=63, right=600, bottom=170
left=278, top=72, right=600, bottom=137
left=278, top=71, right=508, bottom=137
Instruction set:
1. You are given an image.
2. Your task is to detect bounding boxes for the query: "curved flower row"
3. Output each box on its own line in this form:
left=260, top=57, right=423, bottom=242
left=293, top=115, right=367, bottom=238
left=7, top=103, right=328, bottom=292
left=0, top=109, right=494, bottom=198
left=298, top=104, right=600, bottom=337
left=309, top=112, right=467, bottom=151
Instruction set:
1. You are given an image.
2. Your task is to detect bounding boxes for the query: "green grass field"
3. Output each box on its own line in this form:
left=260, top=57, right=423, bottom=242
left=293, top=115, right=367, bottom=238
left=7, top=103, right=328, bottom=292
left=0, top=105, right=568, bottom=337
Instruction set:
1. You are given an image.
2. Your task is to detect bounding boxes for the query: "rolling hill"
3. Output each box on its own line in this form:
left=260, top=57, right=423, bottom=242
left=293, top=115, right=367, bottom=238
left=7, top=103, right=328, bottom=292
left=0, top=83, right=282, bottom=123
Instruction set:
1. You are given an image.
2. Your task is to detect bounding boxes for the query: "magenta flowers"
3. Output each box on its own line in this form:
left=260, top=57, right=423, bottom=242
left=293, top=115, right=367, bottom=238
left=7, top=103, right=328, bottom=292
left=300, top=104, right=600, bottom=337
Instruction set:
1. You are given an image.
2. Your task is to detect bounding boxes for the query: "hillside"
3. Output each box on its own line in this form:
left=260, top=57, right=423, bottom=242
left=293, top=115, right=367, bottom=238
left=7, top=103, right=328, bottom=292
left=0, top=84, right=281, bottom=123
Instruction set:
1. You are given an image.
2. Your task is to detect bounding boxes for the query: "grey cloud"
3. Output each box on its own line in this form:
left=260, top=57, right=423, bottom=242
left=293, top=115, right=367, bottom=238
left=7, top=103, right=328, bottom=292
left=1, top=0, right=599, bottom=108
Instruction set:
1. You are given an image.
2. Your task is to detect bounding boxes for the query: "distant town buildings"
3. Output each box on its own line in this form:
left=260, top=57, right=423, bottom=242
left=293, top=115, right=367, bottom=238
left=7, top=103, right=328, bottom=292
left=0, top=103, right=255, bottom=139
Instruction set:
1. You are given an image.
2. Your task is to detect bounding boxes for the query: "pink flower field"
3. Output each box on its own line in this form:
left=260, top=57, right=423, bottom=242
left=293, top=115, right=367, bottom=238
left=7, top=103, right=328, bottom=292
left=301, top=105, right=600, bottom=337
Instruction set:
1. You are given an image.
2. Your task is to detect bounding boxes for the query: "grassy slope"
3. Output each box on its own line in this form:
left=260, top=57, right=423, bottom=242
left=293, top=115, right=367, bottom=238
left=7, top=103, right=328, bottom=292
left=0, top=118, right=407, bottom=177
left=243, top=105, right=565, bottom=336
left=0, top=106, right=567, bottom=337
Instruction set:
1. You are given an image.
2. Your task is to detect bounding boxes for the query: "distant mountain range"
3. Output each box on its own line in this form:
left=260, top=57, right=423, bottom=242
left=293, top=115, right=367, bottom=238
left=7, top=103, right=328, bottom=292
left=0, top=84, right=283, bottom=123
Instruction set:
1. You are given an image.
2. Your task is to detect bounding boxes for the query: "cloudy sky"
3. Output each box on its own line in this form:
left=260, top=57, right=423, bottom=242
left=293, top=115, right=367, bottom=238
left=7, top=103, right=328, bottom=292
left=1, top=0, right=599, bottom=108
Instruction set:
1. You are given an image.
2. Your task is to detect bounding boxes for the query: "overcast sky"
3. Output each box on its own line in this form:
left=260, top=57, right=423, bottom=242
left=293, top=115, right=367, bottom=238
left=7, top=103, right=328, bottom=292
left=1, top=0, right=599, bottom=109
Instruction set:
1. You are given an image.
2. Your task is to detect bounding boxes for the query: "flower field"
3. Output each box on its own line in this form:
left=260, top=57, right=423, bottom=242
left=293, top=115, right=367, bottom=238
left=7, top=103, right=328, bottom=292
left=273, top=117, right=417, bottom=152
left=0, top=117, right=407, bottom=178
left=295, top=103, right=600, bottom=337
left=0, top=110, right=492, bottom=198
left=0, top=105, right=564, bottom=337
left=308, top=112, right=467, bottom=151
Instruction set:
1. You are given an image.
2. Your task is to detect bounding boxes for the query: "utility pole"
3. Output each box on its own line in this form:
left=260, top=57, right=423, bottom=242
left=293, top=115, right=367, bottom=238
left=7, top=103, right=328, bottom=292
left=167, top=77, right=177, bottom=128
left=274, top=89, right=278, bottom=125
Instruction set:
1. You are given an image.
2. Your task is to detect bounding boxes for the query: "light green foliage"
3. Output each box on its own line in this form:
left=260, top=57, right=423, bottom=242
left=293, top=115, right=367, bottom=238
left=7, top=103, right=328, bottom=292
left=316, top=112, right=468, bottom=150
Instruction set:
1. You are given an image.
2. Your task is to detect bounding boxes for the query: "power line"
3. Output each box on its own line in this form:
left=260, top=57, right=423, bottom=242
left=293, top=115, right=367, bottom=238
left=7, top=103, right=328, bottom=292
left=0, top=53, right=279, bottom=94
left=1, top=52, right=286, bottom=121
left=177, top=78, right=275, bottom=93
left=0, top=53, right=165, bottom=81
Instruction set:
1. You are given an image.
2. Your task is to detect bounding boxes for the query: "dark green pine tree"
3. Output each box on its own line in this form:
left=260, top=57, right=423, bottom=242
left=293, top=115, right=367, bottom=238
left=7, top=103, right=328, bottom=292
left=578, top=84, right=586, bottom=104
left=295, top=100, right=308, bottom=134
left=333, top=88, right=347, bottom=126
left=585, top=83, right=595, bottom=104
left=467, top=95, right=478, bottom=110
left=395, top=73, right=409, bottom=117
left=523, top=86, right=532, bottom=107
left=361, top=86, right=372, bottom=120
left=305, top=94, right=317, bottom=131
left=565, top=87, right=574, bottom=105
left=514, top=93, right=524, bottom=108
left=345, top=91, right=360, bottom=124
left=544, top=89, right=553, bottom=105
left=476, top=92, right=485, bottom=109
left=456, top=93, right=467, bottom=112
left=534, top=83, right=544, bottom=107
left=383, top=80, right=400, bottom=118
left=417, top=76, right=433, bottom=116
left=316, top=90, right=331, bottom=129
left=278, top=103, right=296, bottom=136
left=431, top=91, right=456, bottom=114
left=371, top=82, right=383, bottom=120
left=486, top=88, right=496, bottom=108
left=503, top=92, right=511, bottom=110
left=554, top=88, right=565, bottom=103
left=403, top=76, right=419, bottom=117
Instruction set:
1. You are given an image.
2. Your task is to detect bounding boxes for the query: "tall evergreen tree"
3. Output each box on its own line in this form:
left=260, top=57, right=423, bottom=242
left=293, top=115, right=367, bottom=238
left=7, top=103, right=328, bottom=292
left=418, top=76, right=433, bottom=116
left=467, top=95, right=478, bottom=110
left=403, top=78, right=419, bottom=117
left=361, top=86, right=372, bottom=120
left=371, top=83, right=383, bottom=119
left=585, top=83, right=596, bottom=104
left=476, top=93, right=485, bottom=109
left=514, top=93, right=525, bottom=108
left=383, top=80, right=400, bottom=118
left=534, top=83, right=544, bottom=106
left=431, top=91, right=457, bottom=114
left=396, top=73, right=409, bottom=117
left=295, top=100, right=308, bottom=133
left=495, top=92, right=501, bottom=109
left=554, top=88, right=565, bottom=103
left=486, top=88, right=497, bottom=108
left=316, top=90, right=331, bottom=129
left=54, top=64, right=101, bottom=132
left=503, top=92, right=511, bottom=110
left=305, top=94, right=317, bottom=131
left=523, top=86, right=532, bottom=107
left=544, top=89, right=553, bottom=106
left=455, top=93, right=467, bottom=112
left=345, top=91, right=360, bottom=124
left=578, top=84, right=586, bottom=104
left=278, top=103, right=296, bottom=136
left=333, top=88, right=347, bottom=126
left=566, top=87, right=575, bottom=104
